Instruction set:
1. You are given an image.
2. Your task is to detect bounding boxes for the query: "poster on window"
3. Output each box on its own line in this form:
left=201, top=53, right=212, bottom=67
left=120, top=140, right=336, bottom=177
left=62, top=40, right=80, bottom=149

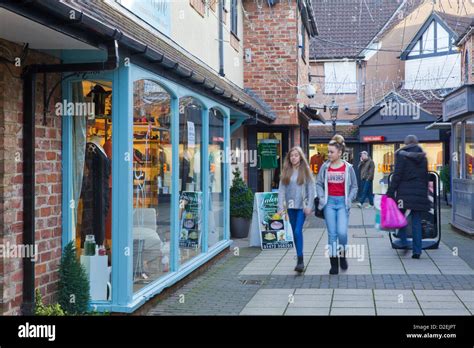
left=251, top=192, right=294, bottom=250
left=179, top=191, right=202, bottom=248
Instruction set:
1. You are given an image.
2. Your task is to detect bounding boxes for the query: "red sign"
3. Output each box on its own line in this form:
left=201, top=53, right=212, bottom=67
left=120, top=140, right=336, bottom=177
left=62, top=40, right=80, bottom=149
left=363, top=136, right=385, bottom=142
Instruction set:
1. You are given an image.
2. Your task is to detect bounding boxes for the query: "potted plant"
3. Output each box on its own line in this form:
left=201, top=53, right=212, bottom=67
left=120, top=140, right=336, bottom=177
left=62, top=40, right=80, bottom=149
left=230, top=168, right=254, bottom=238
left=440, top=164, right=451, bottom=206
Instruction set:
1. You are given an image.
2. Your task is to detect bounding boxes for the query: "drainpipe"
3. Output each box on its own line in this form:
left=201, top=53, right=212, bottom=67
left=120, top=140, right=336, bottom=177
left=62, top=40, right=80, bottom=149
left=218, top=0, right=225, bottom=77
left=20, top=40, right=119, bottom=316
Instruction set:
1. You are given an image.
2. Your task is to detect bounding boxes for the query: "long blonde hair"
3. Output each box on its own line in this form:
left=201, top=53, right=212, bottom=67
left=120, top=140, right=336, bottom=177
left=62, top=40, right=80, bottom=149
left=281, top=146, right=313, bottom=186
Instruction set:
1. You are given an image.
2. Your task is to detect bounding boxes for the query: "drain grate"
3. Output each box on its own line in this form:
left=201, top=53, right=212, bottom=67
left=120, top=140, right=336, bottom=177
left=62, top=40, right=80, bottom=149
left=240, top=279, right=263, bottom=285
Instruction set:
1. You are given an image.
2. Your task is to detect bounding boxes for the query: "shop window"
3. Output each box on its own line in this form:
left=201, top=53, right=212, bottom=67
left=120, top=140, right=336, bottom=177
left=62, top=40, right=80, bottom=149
left=454, top=122, right=463, bottom=179
left=309, top=144, right=328, bottom=177
left=418, top=142, right=443, bottom=172
left=132, top=80, right=172, bottom=291
left=372, top=144, right=395, bottom=194
left=71, top=80, right=113, bottom=301
left=465, top=120, right=474, bottom=180
left=208, top=108, right=225, bottom=248
left=179, top=97, right=203, bottom=264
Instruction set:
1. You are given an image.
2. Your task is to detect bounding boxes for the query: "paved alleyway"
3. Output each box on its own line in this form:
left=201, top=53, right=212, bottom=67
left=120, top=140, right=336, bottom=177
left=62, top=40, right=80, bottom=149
left=147, top=205, right=474, bottom=316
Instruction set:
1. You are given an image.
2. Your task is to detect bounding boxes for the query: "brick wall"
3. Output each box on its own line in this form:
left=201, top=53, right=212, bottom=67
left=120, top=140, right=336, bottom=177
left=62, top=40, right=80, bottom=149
left=243, top=0, right=299, bottom=126
left=0, top=38, right=62, bottom=315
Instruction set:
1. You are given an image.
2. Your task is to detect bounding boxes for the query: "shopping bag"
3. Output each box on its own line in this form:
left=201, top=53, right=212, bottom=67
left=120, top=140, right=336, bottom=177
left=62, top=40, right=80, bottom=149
left=380, top=195, right=408, bottom=229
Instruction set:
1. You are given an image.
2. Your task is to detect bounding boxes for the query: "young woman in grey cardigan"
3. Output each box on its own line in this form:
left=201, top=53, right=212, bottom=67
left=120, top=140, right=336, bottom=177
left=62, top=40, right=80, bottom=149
left=316, top=135, right=358, bottom=275
left=278, top=146, right=315, bottom=273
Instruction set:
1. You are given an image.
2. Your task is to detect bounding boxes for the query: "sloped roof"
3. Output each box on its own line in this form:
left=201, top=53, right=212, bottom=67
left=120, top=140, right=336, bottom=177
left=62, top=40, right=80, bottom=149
left=309, top=0, right=405, bottom=59
left=435, top=11, right=474, bottom=38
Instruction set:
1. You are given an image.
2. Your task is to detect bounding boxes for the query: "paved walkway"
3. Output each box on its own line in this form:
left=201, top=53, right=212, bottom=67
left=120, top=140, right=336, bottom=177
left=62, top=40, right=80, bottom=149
left=147, top=205, right=474, bottom=316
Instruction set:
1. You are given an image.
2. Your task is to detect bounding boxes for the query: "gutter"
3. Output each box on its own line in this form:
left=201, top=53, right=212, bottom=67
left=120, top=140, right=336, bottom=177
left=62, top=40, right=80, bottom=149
left=20, top=40, right=119, bottom=316
left=0, top=0, right=274, bottom=122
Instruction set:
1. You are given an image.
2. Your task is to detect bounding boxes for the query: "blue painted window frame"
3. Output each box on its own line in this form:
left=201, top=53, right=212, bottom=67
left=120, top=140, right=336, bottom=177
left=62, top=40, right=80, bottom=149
left=61, top=57, right=232, bottom=313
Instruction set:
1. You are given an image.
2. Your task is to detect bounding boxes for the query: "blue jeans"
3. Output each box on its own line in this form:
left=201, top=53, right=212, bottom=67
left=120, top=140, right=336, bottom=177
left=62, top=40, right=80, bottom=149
left=359, top=179, right=374, bottom=205
left=324, top=196, right=349, bottom=257
left=287, top=209, right=305, bottom=257
left=397, top=210, right=423, bottom=255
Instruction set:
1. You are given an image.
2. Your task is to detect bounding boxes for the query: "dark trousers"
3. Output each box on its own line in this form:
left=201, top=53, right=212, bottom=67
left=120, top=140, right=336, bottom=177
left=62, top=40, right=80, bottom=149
left=359, top=179, right=374, bottom=205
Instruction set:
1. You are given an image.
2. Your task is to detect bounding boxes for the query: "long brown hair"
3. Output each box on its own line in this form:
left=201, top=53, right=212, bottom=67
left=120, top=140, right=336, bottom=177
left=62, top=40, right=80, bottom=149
left=280, top=146, right=313, bottom=186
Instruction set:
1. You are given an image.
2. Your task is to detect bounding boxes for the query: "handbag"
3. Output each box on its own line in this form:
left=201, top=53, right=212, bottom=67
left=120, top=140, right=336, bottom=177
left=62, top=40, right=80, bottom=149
left=314, top=197, right=324, bottom=219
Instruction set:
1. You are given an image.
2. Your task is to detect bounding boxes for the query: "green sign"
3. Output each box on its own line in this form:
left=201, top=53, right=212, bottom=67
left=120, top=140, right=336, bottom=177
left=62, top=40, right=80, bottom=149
left=258, top=140, right=278, bottom=169
left=179, top=191, right=202, bottom=249
left=255, top=192, right=294, bottom=250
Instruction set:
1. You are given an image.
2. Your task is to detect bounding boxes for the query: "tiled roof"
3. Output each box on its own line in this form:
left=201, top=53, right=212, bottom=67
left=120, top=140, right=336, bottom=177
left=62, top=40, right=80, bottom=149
left=435, top=11, right=474, bottom=38
left=395, top=88, right=446, bottom=117
left=309, top=124, right=359, bottom=141
left=309, top=0, right=404, bottom=59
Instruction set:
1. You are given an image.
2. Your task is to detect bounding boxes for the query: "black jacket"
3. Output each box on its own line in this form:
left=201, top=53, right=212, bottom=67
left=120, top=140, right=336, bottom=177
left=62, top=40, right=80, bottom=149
left=386, top=144, right=429, bottom=211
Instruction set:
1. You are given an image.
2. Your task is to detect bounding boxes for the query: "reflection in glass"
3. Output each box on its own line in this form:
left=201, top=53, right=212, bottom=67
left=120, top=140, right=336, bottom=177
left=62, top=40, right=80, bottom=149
left=72, top=80, right=113, bottom=301
left=179, top=97, right=203, bottom=265
left=208, top=109, right=225, bottom=248
left=132, top=80, right=171, bottom=292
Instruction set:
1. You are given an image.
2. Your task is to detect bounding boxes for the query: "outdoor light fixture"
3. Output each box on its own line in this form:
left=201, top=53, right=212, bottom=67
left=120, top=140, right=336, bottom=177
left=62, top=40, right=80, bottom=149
left=328, top=98, right=338, bottom=135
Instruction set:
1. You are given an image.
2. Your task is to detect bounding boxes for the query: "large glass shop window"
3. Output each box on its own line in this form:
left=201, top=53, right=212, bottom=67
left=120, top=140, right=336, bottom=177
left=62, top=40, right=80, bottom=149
left=132, top=80, right=172, bottom=291
left=208, top=109, right=225, bottom=248
left=71, top=80, right=113, bottom=301
left=179, top=97, right=203, bottom=264
left=372, top=144, right=395, bottom=194
left=454, top=122, right=463, bottom=179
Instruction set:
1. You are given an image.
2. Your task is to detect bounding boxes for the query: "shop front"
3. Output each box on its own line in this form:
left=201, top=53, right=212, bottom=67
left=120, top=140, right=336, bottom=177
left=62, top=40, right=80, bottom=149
left=0, top=0, right=278, bottom=314
left=354, top=92, right=448, bottom=194
left=443, top=84, right=474, bottom=235
left=60, top=53, right=233, bottom=312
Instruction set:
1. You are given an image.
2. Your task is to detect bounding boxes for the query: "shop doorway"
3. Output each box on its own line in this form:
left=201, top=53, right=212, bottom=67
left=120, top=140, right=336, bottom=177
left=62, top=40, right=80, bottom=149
left=257, top=132, right=282, bottom=192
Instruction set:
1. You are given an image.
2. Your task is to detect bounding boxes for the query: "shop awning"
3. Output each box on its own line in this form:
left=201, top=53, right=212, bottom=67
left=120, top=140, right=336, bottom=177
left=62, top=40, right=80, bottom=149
left=425, top=122, right=451, bottom=130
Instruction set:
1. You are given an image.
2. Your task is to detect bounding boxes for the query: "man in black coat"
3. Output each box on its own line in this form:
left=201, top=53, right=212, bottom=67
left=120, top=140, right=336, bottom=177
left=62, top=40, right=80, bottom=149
left=387, top=135, right=429, bottom=259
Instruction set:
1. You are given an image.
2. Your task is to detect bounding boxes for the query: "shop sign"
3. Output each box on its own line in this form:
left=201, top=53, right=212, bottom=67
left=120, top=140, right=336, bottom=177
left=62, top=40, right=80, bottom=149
left=251, top=193, right=294, bottom=250
left=443, top=86, right=474, bottom=121
left=363, top=136, right=385, bottom=142
left=116, top=0, right=170, bottom=35
left=179, top=191, right=202, bottom=248
left=257, top=139, right=279, bottom=169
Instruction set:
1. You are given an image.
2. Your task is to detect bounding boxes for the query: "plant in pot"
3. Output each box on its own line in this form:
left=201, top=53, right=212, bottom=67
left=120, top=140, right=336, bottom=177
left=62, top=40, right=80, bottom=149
left=230, top=167, right=254, bottom=238
left=440, top=164, right=451, bottom=206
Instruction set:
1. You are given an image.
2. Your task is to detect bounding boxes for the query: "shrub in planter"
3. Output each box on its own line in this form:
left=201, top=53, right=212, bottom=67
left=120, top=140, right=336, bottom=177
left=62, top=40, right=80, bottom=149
left=230, top=168, right=254, bottom=238
left=58, top=241, right=90, bottom=315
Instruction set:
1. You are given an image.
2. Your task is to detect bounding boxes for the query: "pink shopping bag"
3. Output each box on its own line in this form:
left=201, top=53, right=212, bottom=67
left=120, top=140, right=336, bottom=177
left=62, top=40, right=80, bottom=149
left=380, top=195, right=408, bottom=229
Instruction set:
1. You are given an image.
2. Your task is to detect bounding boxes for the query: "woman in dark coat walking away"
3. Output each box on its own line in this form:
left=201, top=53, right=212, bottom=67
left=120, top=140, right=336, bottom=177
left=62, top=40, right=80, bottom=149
left=386, top=135, right=430, bottom=259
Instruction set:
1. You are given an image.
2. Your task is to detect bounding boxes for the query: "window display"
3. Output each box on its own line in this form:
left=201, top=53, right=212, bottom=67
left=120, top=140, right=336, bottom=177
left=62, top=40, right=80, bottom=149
left=208, top=109, right=225, bottom=248
left=372, top=144, right=395, bottom=194
left=179, top=97, right=203, bottom=264
left=132, top=80, right=172, bottom=291
left=71, top=80, right=113, bottom=301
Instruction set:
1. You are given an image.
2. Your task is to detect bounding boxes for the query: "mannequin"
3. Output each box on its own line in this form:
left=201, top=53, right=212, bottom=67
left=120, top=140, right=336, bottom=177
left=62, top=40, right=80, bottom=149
left=80, top=134, right=111, bottom=248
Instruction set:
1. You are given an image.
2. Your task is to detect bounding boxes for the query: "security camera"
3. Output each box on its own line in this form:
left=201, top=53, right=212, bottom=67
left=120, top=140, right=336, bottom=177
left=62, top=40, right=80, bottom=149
left=305, top=84, right=316, bottom=99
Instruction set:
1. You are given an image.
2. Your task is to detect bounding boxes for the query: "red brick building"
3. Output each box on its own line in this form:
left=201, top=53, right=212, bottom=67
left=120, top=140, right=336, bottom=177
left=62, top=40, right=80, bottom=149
left=238, top=0, right=320, bottom=193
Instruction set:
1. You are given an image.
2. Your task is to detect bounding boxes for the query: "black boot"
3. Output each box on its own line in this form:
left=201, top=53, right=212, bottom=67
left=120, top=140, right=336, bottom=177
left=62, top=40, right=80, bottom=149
left=329, top=257, right=339, bottom=275
left=294, top=256, right=304, bottom=273
left=339, top=249, right=348, bottom=270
